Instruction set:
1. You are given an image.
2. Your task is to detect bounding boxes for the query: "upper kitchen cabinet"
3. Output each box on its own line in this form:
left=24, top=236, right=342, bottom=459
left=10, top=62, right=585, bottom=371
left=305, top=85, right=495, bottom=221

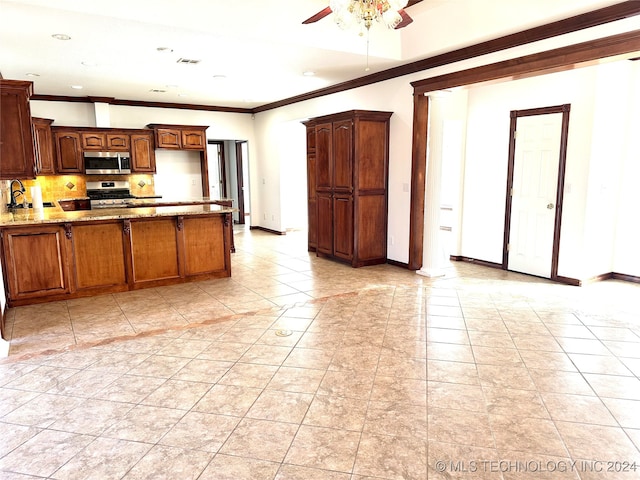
left=147, top=124, right=208, bottom=150
left=0, top=80, right=37, bottom=179
left=131, top=133, right=156, bottom=173
left=52, top=129, right=84, bottom=173
left=81, top=131, right=130, bottom=151
left=32, top=118, right=56, bottom=175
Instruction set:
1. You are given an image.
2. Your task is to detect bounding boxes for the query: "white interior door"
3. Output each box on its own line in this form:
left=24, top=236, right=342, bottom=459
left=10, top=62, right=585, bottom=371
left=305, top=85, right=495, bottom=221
left=508, top=113, right=562, bottom=278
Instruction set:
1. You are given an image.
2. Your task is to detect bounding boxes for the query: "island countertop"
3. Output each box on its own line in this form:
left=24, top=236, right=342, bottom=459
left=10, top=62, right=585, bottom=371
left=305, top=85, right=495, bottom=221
left=0, top=200, right=235, bottom=227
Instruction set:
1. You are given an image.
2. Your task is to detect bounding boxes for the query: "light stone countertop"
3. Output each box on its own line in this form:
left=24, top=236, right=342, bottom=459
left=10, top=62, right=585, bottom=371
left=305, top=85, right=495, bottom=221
left=0, top=199, right=235, bottom=227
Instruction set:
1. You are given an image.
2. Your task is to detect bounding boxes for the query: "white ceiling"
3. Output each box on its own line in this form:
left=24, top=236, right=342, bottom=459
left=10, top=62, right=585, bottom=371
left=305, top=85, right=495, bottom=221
left=0, top=0, right=629, bottom=109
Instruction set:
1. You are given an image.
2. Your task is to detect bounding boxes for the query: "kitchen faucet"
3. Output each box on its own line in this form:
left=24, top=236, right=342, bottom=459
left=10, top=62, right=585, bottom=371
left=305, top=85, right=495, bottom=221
left=9, top=179, right=26, bottom=208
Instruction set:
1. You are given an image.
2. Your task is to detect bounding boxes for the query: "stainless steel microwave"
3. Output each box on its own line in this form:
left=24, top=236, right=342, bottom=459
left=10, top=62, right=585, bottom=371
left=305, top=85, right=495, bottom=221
left=84, top=151, right=131, bottom=175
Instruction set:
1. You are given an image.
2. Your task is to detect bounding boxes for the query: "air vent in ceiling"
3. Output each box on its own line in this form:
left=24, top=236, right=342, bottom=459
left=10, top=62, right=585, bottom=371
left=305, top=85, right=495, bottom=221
left=149, top=89, right=167, bottom=93
left=176, top=58, right=201, bottom=65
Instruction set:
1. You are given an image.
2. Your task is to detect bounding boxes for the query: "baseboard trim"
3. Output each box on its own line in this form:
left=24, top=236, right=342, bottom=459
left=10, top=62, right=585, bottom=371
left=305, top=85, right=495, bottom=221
left=450, top=256, right=503, bottom=269
left=249, top=226, right=286, bottom=236
left=612, top=272, right=640, bottom=284
left=386, top=259, right=409, bottom=269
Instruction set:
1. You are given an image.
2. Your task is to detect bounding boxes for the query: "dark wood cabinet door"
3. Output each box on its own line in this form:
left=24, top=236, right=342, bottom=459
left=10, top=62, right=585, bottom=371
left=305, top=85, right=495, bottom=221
left=315, top=123, right=332, bottom=191
left=306, top=125, right=316, bottom=153
left=54, top=132, right=84, bottom=173
left=333, top=120, right=353, bottom=192
left=81, top=132, right=107, bottom=150
left=131, top=134, right=156, bottom=172
left=356, top=120, right=389, bottom=191
left=181, top=129, right=206, bottom=150
left=2, top=227, right=70, bottom=300
left=333, top=194, right=353, bottom=261
left=32, top=118, right=56, bottom=175
left=316, top=193, right=333, bottom=255
left=72, top=223, right=127, bottom=290
left=182, top=216, right=226, bottom=275
left=0, top=80, right=36, bottom=179
left=106, top=133, right=130, bottom=151
left=155, top=128, right=182, bottom=149
left=130, top=218, right=180, bottom=283
left=307, top=153, right=317, bottom=250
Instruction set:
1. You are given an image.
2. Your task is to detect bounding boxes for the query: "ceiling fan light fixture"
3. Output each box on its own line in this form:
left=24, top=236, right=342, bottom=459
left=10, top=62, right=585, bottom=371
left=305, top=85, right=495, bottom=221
left=329, top=1, right=409, bottom=30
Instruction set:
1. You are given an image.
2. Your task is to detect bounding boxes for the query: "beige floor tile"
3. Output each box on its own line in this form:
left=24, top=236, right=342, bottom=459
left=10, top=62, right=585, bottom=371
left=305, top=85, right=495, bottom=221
left=200, top=454, right=280, bottom=480
left=354, top=432, right=427, bottom=479
left=489, top=415, right=568, bottom=457
left=285, top=425, right=360, bottom=473
left=303, top=394, right=368, bottom=431
left=159, top=411, right=240, bottom=452
left=220, top=418, right=298, bottom=463
left=122, top=445, right=213, bottom=480
left=2, top=229, right=640, bottom=479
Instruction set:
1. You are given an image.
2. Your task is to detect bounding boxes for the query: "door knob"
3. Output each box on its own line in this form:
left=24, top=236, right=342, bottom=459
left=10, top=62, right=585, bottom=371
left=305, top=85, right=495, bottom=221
left=547, top=203, right=555, bottom=209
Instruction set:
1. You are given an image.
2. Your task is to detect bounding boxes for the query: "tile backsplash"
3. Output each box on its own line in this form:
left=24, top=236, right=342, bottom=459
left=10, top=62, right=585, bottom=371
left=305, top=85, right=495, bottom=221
left=6, top=174, right=156, bottom=204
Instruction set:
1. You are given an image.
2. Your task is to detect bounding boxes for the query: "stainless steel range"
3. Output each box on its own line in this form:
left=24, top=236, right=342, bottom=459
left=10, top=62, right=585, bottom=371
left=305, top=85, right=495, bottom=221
left=86, top=181, right=134, bottom=209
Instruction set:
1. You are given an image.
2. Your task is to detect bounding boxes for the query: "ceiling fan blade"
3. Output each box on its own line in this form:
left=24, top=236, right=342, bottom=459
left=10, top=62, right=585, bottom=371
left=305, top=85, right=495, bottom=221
left=394, top=9, right=414, bottom=29
left=302, top=6, right=333, bottom=24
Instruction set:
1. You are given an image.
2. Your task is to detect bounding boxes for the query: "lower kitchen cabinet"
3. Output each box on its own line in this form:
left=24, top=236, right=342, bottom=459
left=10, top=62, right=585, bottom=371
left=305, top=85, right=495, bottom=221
left=72, top=222, right=127, bottom=291
left=0, top=211, right=232, bottom=306
left=182, top=216, right=226, bottom=275
left=129, top=218, right=181, bottom=285
left=1, top=225, right=71, bottom=301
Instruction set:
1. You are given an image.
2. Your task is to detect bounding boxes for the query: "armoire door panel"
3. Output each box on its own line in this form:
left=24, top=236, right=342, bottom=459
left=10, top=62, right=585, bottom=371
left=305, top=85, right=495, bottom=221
left=356, top=120, right=389, bottom=191
left=333, top=120, right=353, bottom=191
left=355, top=194, right=387, bottom=261
left=316, top=193, right=333, bottom=255
left=333, top=195, right=353, bottom=261
left=315, top=123, right=333, bottom=191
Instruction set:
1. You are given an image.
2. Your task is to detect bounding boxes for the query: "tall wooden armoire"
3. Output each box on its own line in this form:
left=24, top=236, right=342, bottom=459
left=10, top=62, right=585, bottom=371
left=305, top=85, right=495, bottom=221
left=303, top=110, right=392, bottom=267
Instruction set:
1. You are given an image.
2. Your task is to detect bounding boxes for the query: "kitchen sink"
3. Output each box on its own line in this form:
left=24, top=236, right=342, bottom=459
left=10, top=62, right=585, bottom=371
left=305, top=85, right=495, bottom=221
left=6, top=202, right=55, bottom=209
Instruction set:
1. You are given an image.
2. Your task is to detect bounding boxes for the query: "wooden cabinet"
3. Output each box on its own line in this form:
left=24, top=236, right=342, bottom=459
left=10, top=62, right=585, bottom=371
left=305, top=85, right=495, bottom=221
left=130, top=218, right=181, bottom=285
left=1, top=212, right=232, bottom=306
left=71, top=222, right=127, bottom=292
left=32, top=118, right=56, bottom=175
left=106, top=133, right=130, bottom=150
left=81, top=132, right=107, bottom=150
left=0, top=80, right=36, bottom=179
left=131, top=133, right=156, bottom=173
left=303, top=110, right=392, bottom=267
left=1, top=225, right=71, bottom=301
left=147, top=124, right=207, bottom=150
left=53, top=130, right=84, bottom=173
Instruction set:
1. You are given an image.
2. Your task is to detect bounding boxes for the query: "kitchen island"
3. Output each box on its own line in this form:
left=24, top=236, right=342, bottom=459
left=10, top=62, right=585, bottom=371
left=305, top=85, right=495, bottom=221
left=0, top=202, right=234, bottom=308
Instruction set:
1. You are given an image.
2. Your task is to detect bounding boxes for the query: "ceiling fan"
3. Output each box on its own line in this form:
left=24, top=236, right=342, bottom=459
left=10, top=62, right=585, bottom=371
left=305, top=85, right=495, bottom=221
left=303, top=0, right=424, bottom=30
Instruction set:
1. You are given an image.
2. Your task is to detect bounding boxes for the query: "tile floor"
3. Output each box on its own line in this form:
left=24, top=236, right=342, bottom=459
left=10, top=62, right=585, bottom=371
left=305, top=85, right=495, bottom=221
left=1, top=226, right=640, bottom=479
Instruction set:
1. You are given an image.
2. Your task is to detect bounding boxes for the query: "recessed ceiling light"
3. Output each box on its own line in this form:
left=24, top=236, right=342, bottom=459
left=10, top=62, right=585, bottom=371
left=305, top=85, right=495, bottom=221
left=52, top=33, right=71, bottom=41
left=156, top=47, right=173, bottom=53
left=212, top=75, right=227, bottom=79
left=71, top=85, right=83, bottom=90
left=26, top=73, right=40, bottom=77
left=303, top=71, right=316, bottom=76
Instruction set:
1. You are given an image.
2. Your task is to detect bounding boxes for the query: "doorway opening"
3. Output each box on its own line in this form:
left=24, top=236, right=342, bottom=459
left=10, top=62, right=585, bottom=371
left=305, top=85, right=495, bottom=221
left=207, top=140, right=251, bottom=226
left=502, top=104, right=571, bottom=280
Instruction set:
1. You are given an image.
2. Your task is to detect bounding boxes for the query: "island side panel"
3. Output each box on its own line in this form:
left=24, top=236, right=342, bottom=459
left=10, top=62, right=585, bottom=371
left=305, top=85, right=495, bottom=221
left=72, top=222, right=128, bottom=291
left=129, top=217, right=181, bottom=286
left=182, top=215, right=227, bottom=276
